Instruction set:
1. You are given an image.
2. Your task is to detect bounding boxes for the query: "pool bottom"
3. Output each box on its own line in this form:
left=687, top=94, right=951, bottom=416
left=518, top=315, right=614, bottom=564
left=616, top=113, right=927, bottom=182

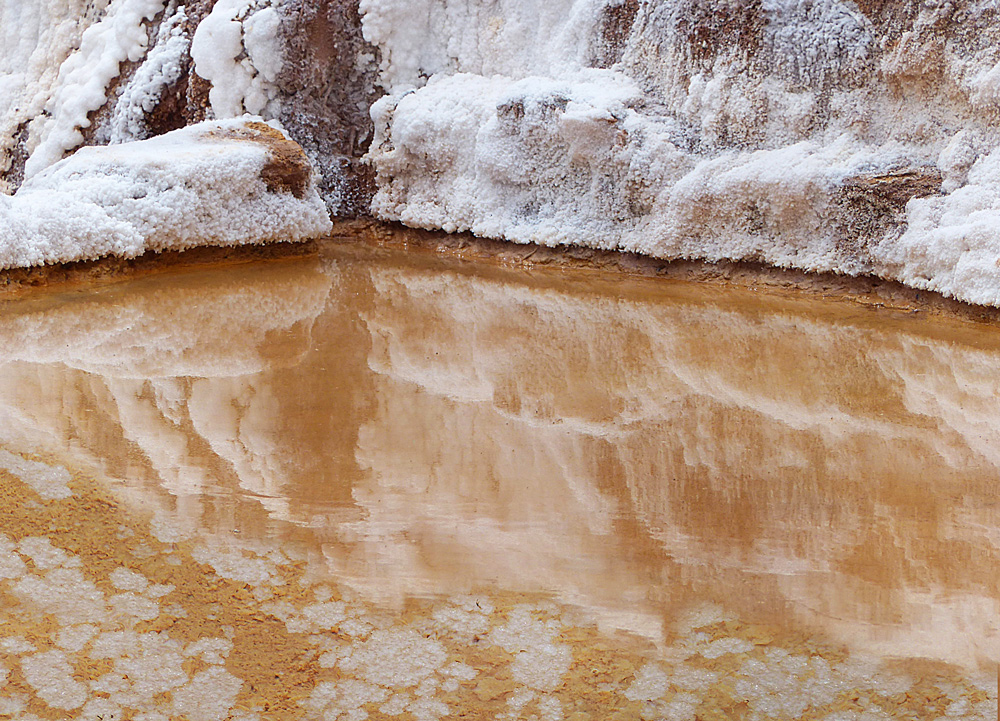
left=0, top=458, right=994, bottom=721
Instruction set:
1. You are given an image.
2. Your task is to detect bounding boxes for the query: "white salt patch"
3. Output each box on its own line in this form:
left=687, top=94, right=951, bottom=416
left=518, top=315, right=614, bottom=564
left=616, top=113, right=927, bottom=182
left=110, top=567, right=149, bottom=592
left=90, top=630, right=139, bottom=659
left=299, top=601, right=347, bottom=630
left=261, top=600, right=296, bottom=622
left=537, top=695, right=563, bottom=721
left=625, top=664, right=669, bottom=702
left=171, top=667, right=242, bottom=721
left=339, top=628, right=447, bottom=688
left=56, top=624, right=99, bottom=653
left=380, top=693, right=411, bottom=715
left=0, top=535, right=26, bottom=580
left=700, top=637, right=754, bottom=659
left=488, top=607, right=570, bottom=692
left=146, top=583, right=174, bottom=598
left=305, top=679, right=388, bottom=718
left=415, top=676, right=438, bottom=697
left=81, top=697, right=123, bottom=720
left=192, top=542, right=276, bottom=586
left=442, top=660, right=477, bottom=680
left=185, top=638, right=233, bottom=665
left=659, top=693, right=700, bottom=721
left=91, top=632, right=189, bottom=705
left=21, top=650, right=88, bottom=710
left=0, top=693, right=27, bottom=715
left=508, top=687, right=535, bottom=710
left=14, top=567, right=109, bottom=624
left=0, top=637, right=36, bottom=654
left=302, top=681, right=337, bottom=712
left=18, top=536, right=76, bottom=569
left=0, top=450, right=72, bottom=499
left=338, top=617, right=373, bottom=638
left=409, top=696, right=449, bottom=721
left=510, top=643, right=572, bottom=693
left=135, top=711, right=170, bottom=721
left=163, top=603, right=188, bottom=618
left=252, top=586, right=274, bottom=602
left=110, top=591, right=160, bottom=621
left=432, top=601, right=491, bottom=639
left=670, top=665, right=719, bottom=692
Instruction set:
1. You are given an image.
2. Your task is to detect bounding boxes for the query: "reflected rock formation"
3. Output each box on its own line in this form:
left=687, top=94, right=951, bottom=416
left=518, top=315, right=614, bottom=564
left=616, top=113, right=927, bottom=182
left=0, top=242, right=998, bottom=676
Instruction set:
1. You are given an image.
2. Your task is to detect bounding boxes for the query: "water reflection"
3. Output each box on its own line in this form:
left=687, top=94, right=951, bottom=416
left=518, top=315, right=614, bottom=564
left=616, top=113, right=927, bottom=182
left=0, top=239, right=997, bottom=709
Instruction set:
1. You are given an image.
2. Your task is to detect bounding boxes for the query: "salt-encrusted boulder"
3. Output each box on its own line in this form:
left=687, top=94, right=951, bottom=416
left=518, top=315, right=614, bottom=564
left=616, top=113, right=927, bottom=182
left=0, top=118, right=332, bottom=269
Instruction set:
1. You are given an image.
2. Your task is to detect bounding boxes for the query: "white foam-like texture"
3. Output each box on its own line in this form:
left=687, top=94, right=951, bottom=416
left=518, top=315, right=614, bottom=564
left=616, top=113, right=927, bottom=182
left=0, top=117, right=332, bottom=269
left=363, top=0, right=1000, bottom=307
left=101, top=6, right=191, bottom=144
left=23, top=0, right=167, bottom=178
left=190, top=0, right=285, bottom=118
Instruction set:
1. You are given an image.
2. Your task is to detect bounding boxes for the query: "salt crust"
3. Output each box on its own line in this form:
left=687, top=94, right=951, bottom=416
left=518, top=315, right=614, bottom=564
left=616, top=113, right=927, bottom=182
left=362, top=0, right=1000, bottom=307
left=0, top=117, right=332, bottom=270
left=100, top=6, right=191, bottom=145
left=0, top=450, right=72, bottom=500
left=23, top=0, right=168, bottom=179
left=190, top=0, right=285, bottom=119
left=0, top=490, right=993, bottom=718
left=21, top=649, right=88, bottom=710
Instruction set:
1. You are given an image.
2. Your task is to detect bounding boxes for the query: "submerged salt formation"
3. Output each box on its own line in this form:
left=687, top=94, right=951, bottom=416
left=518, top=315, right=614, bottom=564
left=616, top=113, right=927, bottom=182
left=0, top=117, right=331, bottom=268
left=3, top=0, right=1000, bottom=305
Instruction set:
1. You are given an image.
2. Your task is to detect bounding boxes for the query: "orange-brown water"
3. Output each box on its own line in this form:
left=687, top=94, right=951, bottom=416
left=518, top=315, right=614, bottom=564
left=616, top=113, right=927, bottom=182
left=0, top=236, right=996, bottom=719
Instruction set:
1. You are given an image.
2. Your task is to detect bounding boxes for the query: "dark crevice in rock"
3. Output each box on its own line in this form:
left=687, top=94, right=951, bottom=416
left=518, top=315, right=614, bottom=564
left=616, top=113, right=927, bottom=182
left=275, top=0, right=382, bottom=217
left=2, top=120, right=31, bottom=193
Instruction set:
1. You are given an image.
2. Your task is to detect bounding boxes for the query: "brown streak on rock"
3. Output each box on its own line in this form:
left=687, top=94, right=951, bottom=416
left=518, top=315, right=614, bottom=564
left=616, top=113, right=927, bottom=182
left=836, top=166, right=943, bottom=262
left=675, top=0, right=764, bottom=70
left=591, top=0, right=640, bottom=69
left=211, top=121, right=312, bottom=199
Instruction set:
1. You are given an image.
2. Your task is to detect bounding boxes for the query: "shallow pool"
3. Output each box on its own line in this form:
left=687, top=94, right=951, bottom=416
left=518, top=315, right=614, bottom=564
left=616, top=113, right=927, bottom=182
left=0, top=235, right=996, bottom=719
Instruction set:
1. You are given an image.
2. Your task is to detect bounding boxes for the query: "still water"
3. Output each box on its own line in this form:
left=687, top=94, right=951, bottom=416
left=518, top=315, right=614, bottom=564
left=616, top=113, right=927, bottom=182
left=0, top=236, right=996, bottom=720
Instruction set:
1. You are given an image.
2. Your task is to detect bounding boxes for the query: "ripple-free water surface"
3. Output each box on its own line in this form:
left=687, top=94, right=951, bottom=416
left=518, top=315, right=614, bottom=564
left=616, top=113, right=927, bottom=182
left=0, top=238, right=996, bottom=719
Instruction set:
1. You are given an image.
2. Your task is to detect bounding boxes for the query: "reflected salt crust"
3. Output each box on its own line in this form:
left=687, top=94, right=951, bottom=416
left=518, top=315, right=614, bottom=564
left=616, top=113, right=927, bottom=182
left=0, top=236, right=996, bottom=719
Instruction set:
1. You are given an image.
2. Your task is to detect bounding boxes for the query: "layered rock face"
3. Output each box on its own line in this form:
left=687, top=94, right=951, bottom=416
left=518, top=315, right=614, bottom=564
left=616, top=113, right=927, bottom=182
left=3, top=1, right=1000, bottom=304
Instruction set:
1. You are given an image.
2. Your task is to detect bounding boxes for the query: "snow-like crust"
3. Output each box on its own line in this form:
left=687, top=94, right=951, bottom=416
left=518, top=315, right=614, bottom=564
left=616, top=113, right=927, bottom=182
left=190, top=0, right=286, bottom=119
left=23, top=0, right=168, bottom=179
left=0, top=0, right=112, bottom=190
left=363, top=0, right=1000, bottom=307
left=0, top=117, right=331, bottom=269
left=100, top=6, right=191, bottom=145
